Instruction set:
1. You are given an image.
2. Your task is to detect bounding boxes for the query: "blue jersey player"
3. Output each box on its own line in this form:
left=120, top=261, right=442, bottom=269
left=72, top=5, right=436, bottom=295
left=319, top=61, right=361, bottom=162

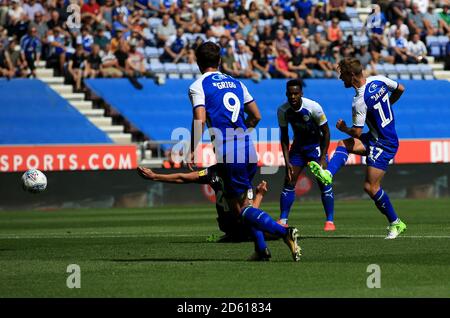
left=278, top=79, right=335, bottom=231
left=308, top=58, right=407, bottom=239
left=188, top=42, right=301, bottom=261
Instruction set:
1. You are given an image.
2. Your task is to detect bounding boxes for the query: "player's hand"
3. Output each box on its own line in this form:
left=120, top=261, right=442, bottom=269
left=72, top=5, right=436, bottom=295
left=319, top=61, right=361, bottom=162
left=256, top=180, right=268, bottom=196
left=186, top=151, right=196, bottom=171
left=286, top=163, right=294, bottom=182
left=336, top=119, right=347, bottom=132
left=137, top=166, right=156, bottom=180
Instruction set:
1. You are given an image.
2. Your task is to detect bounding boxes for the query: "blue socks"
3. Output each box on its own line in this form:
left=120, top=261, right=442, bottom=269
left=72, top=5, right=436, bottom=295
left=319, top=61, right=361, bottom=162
left=279, top=185, right=295, bottom=222
left=318, top=182, right=335, bottom=222
left=328, top=146, right=349, bottom=176
left=372, top=188, right=398, bottom=223
left=250, top=227, right=267, bottom=252
left=241, top=206, right=288, bottom=237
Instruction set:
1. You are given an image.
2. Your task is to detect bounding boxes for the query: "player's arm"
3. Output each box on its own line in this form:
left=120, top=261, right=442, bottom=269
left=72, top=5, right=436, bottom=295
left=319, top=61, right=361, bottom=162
left=252, top=180, right=268, bottom=209
left=389, top=83, right=405, bottom=106
left=319, top=123, right=331, bottom=169
left=336, top=120, right=363, bottom=139
left=189, top=106, right=206, bottom=170
left=244, top=101, right=261, bottom=128
left=137, top=167, right=200, bottom=183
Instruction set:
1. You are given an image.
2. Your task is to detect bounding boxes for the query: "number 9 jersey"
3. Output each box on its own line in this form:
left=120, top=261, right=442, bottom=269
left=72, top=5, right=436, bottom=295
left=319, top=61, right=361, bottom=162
left=188, top=71, right=257, bottom=164
left=352, top=75, right=399, bottom=149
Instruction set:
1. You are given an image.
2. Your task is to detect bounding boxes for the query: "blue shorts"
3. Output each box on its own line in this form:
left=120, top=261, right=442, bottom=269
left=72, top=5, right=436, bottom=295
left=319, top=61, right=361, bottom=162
left=216, top=163, right=257, bottom=198
left=289, top=145, right=327, bottom=167
left=360, top=133, right=398, bottom=171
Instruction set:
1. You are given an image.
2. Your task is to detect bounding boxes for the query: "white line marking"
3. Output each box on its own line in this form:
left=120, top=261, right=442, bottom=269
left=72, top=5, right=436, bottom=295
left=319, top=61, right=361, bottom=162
left=0, top=234, right=449, bottom=239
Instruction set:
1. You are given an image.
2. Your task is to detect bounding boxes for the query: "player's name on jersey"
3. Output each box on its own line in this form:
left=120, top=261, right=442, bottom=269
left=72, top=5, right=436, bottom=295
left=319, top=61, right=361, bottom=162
left=212, top=81, right=237, bottom=89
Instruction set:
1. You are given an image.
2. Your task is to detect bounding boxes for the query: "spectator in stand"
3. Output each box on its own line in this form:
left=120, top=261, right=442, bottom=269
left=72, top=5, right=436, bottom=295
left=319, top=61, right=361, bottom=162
left=327, top=17, right=343, bottom=48
left=274, top=47, right=298, bottom=79
left=408, top=3, right=426, bottom=37
left=82, top=0, right=103, bottom=29
left=100, top=0, right=114, bottom=29
left=247, top=1, right=259, bottom=22
left=309, top=32, right=326, bottom=56
left=160, top=27, right=188, bottom=63
left=252, top=41, right=271, bottom=79
left=221, top=44, right=240, bottom=77
left=47, top=10, right=63, bottom=30
left=211, top=0, right=225, bottom=21
left=423, top=4, right=441, bottom=36
left=196, top=0, right=214, bottom=31
left=159, top=0, right=177, bottom=16
left=259, top=24, right=273, bottom=44
left=29, top=11, right=47, bottom=39
left=365, top=4, right=386, bottom=36
left=271, top=14, right=289, bottom=38
left=54, top=0, right=68, bottom=22
left=156, top=13, right=175, bottom=47
left=8, top=1, right=29, bottom=40
left=390, top=29, right=416, bottom=64
left=100, top=43, right=123, bottom=78
left=407, top=33, right=428, bottom=64
left=386, top=0, right=408, bottom=24
left=273, top=0, right=295, bottom=20
left=369, top=32, right=393, bottom=64
left=316, top=44, right=334, bottom=78
left=126, top=39, right=149, bottom=78
left=234, top=40, right=260, bottom=81
left=175, top=0, right=201, bottom=34
left=7, top=38, right=28, bottom=77
left=327, top=0, right=349, bottom=21
left=84, top=43, right=101, bottom=78
left=356, top=45, right=376, bottom=75
left=259, top=0, right=275, bottom=21
left=112, top=0, right=130, bottom=23
left=0, top=1, right=8, bottom=27
left=0, top=40, right=14, bottom=78
left=388, top=17, right=410, bottom=40
left=114, top=40, right=129, bottom=74
left=288, top=45, right=313, bottom=78
left=294, top=0, right=313, bottom=26
left=23, top=0, right=45, bottom=21
left=94, top=25, right=109, bottom=51
left=274, top=29, right=290, bottom=53
left=20, top=26, right=41, bottom=77
left=438, top=5, right=450, bottom=34
left=68, top=44, right=86, bottom=92
left=77, top=27, right=94, bottom=54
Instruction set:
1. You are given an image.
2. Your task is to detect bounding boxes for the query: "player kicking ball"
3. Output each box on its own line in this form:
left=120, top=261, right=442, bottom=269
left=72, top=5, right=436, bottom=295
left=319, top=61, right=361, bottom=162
left=308, top=58, right=407, bottom=239
left=277, top=79, right=335, bottom=231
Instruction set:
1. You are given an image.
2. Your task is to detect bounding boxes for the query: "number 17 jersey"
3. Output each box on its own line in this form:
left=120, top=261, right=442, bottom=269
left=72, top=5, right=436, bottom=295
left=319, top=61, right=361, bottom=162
left=352, top=75, right=399, bottom=149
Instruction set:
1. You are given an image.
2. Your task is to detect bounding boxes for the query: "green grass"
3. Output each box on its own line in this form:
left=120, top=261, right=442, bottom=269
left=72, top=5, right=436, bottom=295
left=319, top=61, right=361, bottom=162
left=0, top=199, right=449, bottom=297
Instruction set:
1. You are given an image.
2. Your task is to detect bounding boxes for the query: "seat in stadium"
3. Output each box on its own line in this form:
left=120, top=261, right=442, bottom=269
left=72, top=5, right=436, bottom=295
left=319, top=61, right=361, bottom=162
left=383, top=63, right=398, bottom=79
left=407, top=64, right=422, bottom=80
left=145, top=46, right=160, bottom=59
left=426, top=35, right=441, bottom=57
left=375, top=63, right=385, bottom=75
left=395, top=64, right=410, bottom=80
left=148, top=60, right=164, bottom=73
left=177, top=63, right=194, bottom=79
left=345, top=7, right=359, bottom=19
left=351, top=21, right=364, bottom=35
left=163, top=63, right=180, bottom=79
left=419, top=64, right=434, bottom=80
left=148, top=17, right=162, bottom=31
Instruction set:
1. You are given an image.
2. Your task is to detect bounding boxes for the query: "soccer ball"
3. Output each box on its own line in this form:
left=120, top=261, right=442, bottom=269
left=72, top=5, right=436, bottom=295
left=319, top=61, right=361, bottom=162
left=21, top=169, right=47, bottom=193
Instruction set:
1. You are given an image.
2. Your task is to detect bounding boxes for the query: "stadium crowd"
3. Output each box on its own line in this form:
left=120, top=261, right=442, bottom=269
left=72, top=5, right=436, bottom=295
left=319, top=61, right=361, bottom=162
left=0, top=0, right=449, bottom=88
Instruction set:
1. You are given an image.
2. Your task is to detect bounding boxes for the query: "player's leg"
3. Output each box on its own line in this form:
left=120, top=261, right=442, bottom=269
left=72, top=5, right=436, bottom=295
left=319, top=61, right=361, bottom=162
left=224, top=163, right=301, bottom=261
left=364, top=147, right=406, bottom=239
left=308, top=137, right=367, bottom=185
left=279, top=153, right=303, bottom=226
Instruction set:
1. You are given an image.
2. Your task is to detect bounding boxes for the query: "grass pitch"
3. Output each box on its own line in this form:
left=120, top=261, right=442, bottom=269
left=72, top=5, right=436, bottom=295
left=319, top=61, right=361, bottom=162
left=0, top=199, right=449, bottom=298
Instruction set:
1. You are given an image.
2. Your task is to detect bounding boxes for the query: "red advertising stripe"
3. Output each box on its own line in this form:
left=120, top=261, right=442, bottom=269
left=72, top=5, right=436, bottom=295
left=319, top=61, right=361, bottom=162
left=0, top=145, right=137, bottom=172
left=197, top=139, right=450, bottom=167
